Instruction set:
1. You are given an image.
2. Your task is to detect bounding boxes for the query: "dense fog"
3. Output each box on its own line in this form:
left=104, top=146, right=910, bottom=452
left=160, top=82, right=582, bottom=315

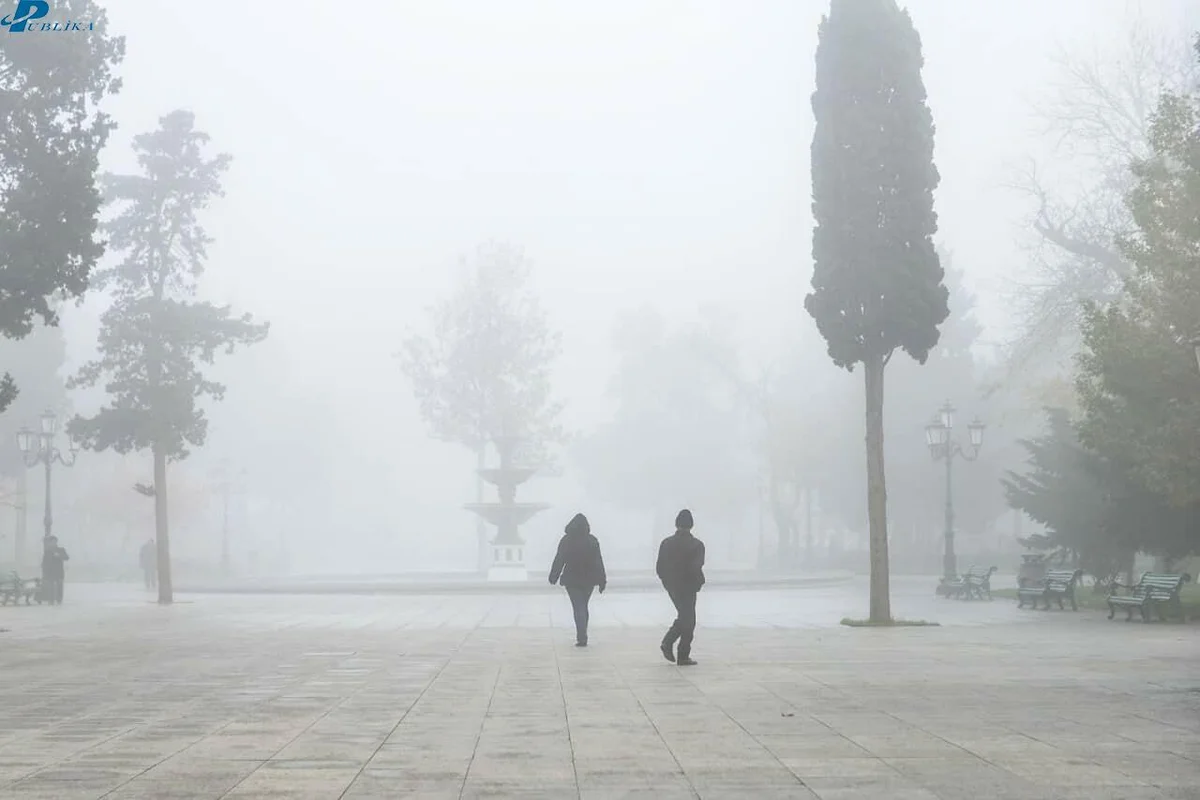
left=2, top=0, right=1197, bottom=584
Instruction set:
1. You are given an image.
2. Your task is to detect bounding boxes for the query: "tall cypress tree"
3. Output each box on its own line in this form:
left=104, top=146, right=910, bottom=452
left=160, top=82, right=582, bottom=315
left=805, top=0, right=947, bottom=622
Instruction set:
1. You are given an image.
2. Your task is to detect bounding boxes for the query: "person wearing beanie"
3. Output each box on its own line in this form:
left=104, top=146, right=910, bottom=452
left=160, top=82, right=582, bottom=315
left=548, top=512, right=607, bottom=647
left=655, top=508, right=706, bottom=666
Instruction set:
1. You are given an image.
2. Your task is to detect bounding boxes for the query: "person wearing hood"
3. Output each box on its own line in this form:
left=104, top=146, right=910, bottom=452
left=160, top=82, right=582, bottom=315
left=656, top=509, right=705, bottom=666
left=549, top=512, right=607, bottom=647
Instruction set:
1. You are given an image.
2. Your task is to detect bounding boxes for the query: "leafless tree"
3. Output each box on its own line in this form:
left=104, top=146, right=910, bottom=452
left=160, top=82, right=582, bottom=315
left=1003, top=19, right=1197, bottom=379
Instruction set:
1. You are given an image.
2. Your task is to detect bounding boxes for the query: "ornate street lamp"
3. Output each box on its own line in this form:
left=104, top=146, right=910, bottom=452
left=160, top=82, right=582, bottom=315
left=17, top=409, right=78, bottom=543
left=925, top=400, right=985, bottom=581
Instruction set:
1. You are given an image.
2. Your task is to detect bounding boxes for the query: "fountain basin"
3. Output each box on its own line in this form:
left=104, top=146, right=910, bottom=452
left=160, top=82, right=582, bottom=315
left=463, top=502, right=551, bottom=531
left=476, top=468, right=539, bottom=488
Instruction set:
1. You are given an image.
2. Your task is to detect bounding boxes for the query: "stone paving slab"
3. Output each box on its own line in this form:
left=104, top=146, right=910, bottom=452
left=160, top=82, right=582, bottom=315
left=0, top=579, right=1196, bottom=798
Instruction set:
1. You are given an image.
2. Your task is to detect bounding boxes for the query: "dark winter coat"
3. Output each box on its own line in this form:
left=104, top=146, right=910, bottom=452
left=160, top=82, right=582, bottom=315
left=656, top=530, right=705, bottom=593
left=42, top=546, right=69, bottom=579
left=550, top=514, right=607, bottom=590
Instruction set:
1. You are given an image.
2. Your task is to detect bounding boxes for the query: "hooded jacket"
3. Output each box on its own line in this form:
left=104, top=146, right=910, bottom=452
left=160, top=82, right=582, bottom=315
left=549, top=513, right=607, bottom=590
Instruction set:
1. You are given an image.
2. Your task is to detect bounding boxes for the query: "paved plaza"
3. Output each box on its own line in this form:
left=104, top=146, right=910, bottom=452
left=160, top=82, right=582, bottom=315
left=0, top=577, right=1196, bottom=799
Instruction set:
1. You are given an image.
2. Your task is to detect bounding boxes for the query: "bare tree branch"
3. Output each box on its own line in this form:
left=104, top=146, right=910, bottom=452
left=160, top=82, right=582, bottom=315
left=1003, top=15, right=1197, bottom=384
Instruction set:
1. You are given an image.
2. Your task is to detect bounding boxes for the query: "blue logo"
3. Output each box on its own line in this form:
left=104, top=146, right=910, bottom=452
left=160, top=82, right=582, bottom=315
left=1, top=0, right=93, bottom=32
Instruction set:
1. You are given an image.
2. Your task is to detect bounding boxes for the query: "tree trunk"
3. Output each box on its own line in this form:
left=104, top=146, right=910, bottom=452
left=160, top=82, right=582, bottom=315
left=153, top=444, right=172, bottom=604
left=863, top=352, right=891, bottom=623
left=769, top=497, right=792, bottom=571
left=755, top=481, right=767, bottom=570
left=475, top=446, right=487, bottom=574
left=804, top=488, right=814, bottom=566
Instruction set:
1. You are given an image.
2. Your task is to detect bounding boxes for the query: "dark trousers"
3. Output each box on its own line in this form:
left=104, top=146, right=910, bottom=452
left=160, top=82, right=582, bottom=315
left=565, top=584, right=594, bottom=644
left=663, top=588, right=698, bottom=659
left=45, top=575, right=63, bottom=605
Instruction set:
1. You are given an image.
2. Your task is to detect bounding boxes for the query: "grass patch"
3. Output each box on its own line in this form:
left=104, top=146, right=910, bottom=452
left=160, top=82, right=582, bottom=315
left=993, top=582, right=1200, bottom=619
left=839, top=617, right=940, bottom=627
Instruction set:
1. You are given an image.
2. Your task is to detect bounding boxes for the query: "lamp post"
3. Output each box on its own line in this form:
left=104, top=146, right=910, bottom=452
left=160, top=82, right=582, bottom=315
left=17, top=409, right=78, bottom=544
left=210, top=460, right=246, bottom=578
left=925, top=401, right=985, bottom=581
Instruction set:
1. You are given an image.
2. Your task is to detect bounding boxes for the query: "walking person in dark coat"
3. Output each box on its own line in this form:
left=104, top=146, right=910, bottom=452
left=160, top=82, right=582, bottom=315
left=549, top=513, right=607, bottom=647
left=41, top=535, right=69, bottom=605
left=657, top=509, right=705, bottom=666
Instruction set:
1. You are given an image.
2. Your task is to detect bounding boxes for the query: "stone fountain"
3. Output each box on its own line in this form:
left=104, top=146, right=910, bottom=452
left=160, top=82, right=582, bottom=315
left=463, top=436, right=550, bottom=582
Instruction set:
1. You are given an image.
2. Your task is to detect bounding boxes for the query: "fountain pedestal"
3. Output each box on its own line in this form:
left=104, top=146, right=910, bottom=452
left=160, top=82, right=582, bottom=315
left=464, top=438, right=550, bottom=582
left=487, top=544, right=528, bottom=582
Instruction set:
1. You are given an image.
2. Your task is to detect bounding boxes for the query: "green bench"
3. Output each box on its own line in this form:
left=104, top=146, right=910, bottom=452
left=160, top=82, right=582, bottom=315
left=1106, top=572, right=1192, bottom=623
left=939, top=565, right=997, bottom=601
left=1017, top=568, right=1083, bottom=611
left=0, top=571, right=41, bottom=606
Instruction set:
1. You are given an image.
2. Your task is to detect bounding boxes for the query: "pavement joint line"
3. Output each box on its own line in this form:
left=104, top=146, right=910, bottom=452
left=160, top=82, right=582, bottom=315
left=213, top=652, right=388, bottom=800
left=336, top=635, right=466, bottom=800
left=612, top=649, right=702, bottom=799
left=455, top=651, right=504, bottom=800
left=550, top=630, right=583, bottom=800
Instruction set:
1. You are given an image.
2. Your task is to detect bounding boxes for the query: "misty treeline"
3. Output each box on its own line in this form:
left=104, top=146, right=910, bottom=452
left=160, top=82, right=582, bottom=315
left=396, top=3, right=1199, bottom=623
left=1, top=0, right=1197, bottom=612
left=0, top=2, right=267, bottom=602
left=1004, top=35, right=1200, bottom=584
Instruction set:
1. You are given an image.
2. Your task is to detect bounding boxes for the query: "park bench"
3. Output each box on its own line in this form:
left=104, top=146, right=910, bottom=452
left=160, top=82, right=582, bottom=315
left=0, top=571, right=41, bottom=606
left=1106, top=572, right=1192, bottom=623
left=939, top=565, right=997, bottom=600
left=1017, top=568, right=1083, bottom=611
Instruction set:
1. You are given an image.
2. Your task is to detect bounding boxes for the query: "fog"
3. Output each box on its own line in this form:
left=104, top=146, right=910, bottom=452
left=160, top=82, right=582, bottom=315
left=6, top=0, right=1196, bottom=581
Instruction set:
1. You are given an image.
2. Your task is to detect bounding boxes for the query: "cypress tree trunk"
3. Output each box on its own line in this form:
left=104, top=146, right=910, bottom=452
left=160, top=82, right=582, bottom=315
left=864, top=352, right=891, bottom=622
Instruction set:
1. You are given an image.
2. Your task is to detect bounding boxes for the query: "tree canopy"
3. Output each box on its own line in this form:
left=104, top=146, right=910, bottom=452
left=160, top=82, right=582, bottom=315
left=1013, top=40, right=1200, bottom=572
left=0, top=0, right=124, bottom=411
left=1007, top=20, right=1198, bottom=377
left=805, top=0, right=947, bottom=370
left=1076, top=37, right=1200, bottom=511
left=1004, top=408, right=1196, bottom=578
left=398, top=241, right=564, bottom=463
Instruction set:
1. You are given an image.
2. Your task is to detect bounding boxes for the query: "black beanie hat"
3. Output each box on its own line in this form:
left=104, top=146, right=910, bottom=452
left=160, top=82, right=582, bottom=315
left=675, top=509, right=694, bottom=530
left=565, top=512, right=590, bottom=535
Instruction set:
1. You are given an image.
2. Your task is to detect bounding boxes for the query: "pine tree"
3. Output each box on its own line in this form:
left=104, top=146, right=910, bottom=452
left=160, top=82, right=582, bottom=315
left=805, top=0, right=948, bottom=622
left=68, top=111, right=269, bottom=603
